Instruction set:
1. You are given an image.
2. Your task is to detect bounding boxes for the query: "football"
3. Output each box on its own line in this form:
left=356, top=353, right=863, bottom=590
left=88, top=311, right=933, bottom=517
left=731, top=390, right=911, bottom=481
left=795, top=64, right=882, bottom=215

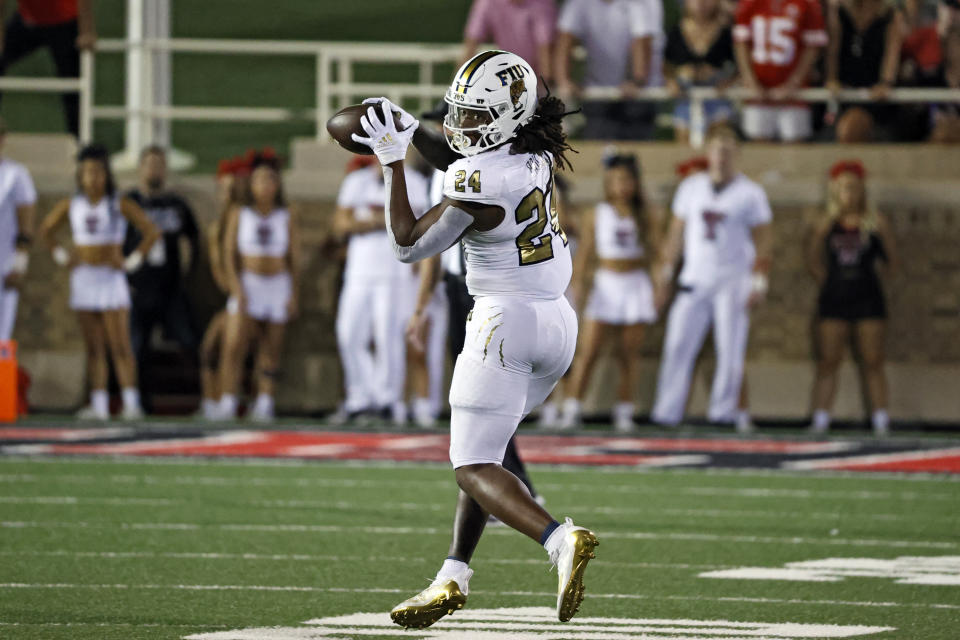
left=326, top=102, right=405, bottom=155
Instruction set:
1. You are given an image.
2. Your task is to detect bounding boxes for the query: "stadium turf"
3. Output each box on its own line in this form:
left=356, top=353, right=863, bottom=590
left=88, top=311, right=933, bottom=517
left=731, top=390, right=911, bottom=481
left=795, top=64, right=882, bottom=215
left=1, top=449, right=958, bottom=639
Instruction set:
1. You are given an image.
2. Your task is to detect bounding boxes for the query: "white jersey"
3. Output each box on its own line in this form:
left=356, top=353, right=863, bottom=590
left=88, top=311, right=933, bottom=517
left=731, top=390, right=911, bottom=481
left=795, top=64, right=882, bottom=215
left=237, top=206, right=289, bottom=258
left=593, top=202, right=645, bottom=261
left=69, top=194, right=127, bottom=247
left=337, top=165, right=429, bottom=282
left=672, top=172, right=772, bottom=286
left=443, top=146, right=571, bottom=299
left=0, top=158, right=36, bottom=274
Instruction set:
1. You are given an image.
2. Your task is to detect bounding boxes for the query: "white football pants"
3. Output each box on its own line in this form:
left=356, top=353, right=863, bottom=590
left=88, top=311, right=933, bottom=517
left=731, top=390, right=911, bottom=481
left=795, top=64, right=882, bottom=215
left=0, top=287, right=17, bottom=341
left=652, top=275, right=751, bottom=425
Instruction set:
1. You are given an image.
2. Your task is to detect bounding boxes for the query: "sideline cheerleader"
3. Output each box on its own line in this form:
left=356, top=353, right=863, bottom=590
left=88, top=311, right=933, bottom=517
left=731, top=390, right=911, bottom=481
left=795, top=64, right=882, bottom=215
left=217, top=152, right=301, bottom=421
left=39, top=144, right=159, bottom=420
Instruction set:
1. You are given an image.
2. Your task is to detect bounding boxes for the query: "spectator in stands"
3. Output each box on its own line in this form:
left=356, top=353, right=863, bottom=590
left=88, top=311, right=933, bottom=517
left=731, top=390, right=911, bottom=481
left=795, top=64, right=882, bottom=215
left=0, top=116, right=36, bottom=342
left=560, top=153, right=660, bottom=432
left=123, top=146, right=200, bottom=413
left=806, top=160, right=896, bottom=435
left=665, top=0, right=737, bottom=143
left=460, top=0, right=558, bottom=82
left=197, top=154, right=251, bottom=419
left=928, top=26, right=960, bottom=141
left=734, top=0, right=827, bottom=142
left=0, top=0, right=96, bottom=137
left=217, top=152, right=301, bottom=422
left=39, top=144, right=159, bottom=420
left=555, top=0, right=665, bottom=139
left=826, top=0, right=904, bottom=142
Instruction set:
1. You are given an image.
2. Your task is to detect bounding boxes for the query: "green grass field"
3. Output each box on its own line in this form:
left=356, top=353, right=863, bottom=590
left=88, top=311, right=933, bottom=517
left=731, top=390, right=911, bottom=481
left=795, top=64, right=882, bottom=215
left=1, top=454, right=958, bottom=639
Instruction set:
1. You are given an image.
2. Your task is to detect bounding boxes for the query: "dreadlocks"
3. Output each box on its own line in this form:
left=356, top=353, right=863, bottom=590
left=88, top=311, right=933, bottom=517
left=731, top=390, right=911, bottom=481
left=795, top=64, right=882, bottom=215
left=509, top=95, right=577, bottom=172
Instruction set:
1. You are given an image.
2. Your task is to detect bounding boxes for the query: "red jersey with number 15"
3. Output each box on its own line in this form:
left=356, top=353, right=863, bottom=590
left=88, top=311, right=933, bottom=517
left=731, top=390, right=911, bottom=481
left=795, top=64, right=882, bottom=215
left=733, top=0, right=827, bottom=89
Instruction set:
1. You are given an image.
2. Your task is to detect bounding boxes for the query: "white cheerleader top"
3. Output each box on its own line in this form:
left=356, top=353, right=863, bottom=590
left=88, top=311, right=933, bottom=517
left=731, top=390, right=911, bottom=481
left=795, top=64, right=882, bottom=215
left=69, top=194, right=127, bottom=246
left=237, top=206, right=290, bottom=258
left=593, top=202, right=645, bottom=261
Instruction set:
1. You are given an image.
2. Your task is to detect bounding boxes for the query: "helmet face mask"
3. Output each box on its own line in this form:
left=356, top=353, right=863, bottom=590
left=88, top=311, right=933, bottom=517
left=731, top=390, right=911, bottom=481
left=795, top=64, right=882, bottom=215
left=443, top=51, right=538, bottom=157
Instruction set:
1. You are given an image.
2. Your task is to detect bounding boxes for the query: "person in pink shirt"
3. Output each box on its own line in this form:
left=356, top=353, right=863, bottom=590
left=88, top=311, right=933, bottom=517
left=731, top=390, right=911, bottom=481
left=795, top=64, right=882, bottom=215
left=460, top=0, right=558, bottom=82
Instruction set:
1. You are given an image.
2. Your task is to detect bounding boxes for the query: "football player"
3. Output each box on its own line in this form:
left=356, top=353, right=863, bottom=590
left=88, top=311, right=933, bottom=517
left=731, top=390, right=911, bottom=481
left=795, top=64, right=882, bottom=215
left=351, top=51, right=598, bottom=628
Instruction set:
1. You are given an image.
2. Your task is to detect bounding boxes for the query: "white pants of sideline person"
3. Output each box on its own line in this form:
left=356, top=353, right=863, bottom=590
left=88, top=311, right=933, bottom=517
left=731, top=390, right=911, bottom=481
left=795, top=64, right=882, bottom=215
left=652, top=274, right=751, bottom=425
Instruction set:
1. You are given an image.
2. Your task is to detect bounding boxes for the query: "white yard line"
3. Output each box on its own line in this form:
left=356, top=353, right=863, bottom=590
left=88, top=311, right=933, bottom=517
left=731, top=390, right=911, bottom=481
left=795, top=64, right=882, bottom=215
left=2, top=520, right=955, bottom=549
left=0, top=549, right=732, bottom=571
left=0, top=494, right=910, bottom=522
left=0, top=496, right=174, bottom=506
left=0, top=582, right=957, bottom=611
left=1, top=471, right=955, bottom=501
left=6, top=452, right=960, bottom=482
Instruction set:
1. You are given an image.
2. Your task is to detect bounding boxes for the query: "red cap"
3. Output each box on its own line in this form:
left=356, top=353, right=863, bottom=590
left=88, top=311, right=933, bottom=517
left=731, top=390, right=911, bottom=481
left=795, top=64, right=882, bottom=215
left=676, top=155, right=708, bottom=178
left=346, top=155, right=377, bottom=173
left=829, top=159, right=866, bottom=180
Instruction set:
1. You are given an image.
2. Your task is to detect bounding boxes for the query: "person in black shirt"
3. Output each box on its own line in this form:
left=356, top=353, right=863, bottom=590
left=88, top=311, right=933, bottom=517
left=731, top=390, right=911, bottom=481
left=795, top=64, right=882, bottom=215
left=664, top=0, right=736, bottom=143
left=123, top=146, right=200, bottom=412
left=805, top=160, right=897, bottom=436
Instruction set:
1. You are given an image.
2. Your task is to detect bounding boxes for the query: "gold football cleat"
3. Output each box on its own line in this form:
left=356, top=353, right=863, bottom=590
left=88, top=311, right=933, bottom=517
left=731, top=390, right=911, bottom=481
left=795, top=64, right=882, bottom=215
left=389, top=571, right=471, bottom=630
left=553, top=521, right=599, bottom=622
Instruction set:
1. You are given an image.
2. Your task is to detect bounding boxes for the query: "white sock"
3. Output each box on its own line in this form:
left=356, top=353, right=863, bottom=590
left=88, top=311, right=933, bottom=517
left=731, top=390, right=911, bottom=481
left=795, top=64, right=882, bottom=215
left=872, top=409, right=889, bottom=431
left=254, top=393, right=274, bottom=413
left=539, top=401, right=559, bottom=422
left=543, top=523, right=568, bottom=558
left=562, top=398, right=581, bottom=416
left=436, top=557, right=469, bottom=581
left=219, top=394, right=237, bottom=417
left=614, top=402, right=634, bottom=419
left=202, top=398, right=218, bottom=418
left=413, top=397, right=432, bottom=417
left=736, top=410, right=752, bottom=426
left=91, top=389, right=109, bottom=415
left=813, top=409, right=831, bottom=430
left=121, top=387, right=140, bottom=411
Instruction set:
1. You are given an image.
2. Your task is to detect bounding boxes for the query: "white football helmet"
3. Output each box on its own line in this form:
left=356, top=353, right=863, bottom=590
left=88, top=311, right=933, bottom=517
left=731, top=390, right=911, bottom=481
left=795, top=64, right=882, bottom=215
left=444, top=50, right=538, bottom=157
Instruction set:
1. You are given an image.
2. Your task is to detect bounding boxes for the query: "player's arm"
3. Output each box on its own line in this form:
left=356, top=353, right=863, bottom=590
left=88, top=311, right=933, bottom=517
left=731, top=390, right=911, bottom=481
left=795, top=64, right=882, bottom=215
left=732, top=2, right=763, bottom=96
left=805, top=217, right=830, bottom=284
left=352, top=102, right=502, bottom=263
left=39, top=198, right=73, bottom=267
left=118, top=196, right=160, bottom=272
left=386, top=171, right=499, bottom=264
left=412, top=126, right=462, bottom=172
left=733, top=41, right=763, bottom=96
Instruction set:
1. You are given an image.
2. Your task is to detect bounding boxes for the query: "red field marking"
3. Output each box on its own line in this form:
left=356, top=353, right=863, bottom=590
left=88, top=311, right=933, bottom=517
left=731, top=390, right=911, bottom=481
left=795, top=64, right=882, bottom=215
left=784, top=447, right=960, bottom=474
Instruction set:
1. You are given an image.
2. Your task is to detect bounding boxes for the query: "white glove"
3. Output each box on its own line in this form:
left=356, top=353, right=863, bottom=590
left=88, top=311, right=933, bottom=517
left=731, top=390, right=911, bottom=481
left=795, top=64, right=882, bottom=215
left=351, top=101, right=419, bottom=166
left=362, top=97, right=418, bottom=131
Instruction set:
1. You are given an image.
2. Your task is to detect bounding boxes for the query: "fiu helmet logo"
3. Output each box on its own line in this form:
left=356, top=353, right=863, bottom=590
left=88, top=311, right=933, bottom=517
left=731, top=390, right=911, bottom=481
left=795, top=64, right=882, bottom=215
left=495, top=64, right=526, bottom=87
left=509, top=79, right=525, bottom=107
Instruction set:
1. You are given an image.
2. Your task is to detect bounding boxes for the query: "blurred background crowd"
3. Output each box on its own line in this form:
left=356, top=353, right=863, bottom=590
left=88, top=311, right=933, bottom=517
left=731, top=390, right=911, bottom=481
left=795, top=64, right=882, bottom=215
left=0, top=0, right=957, bottom=432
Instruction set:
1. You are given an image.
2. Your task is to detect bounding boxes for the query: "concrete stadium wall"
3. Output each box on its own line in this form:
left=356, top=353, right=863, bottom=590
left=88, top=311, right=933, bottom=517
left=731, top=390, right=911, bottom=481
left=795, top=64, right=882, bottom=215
left=10, top=136, right=960, bottom=422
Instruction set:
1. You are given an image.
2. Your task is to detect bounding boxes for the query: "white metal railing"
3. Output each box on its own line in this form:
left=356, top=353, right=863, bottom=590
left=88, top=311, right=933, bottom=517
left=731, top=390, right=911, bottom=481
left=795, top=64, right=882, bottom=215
left=3, top=39, right=958, bottom=153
